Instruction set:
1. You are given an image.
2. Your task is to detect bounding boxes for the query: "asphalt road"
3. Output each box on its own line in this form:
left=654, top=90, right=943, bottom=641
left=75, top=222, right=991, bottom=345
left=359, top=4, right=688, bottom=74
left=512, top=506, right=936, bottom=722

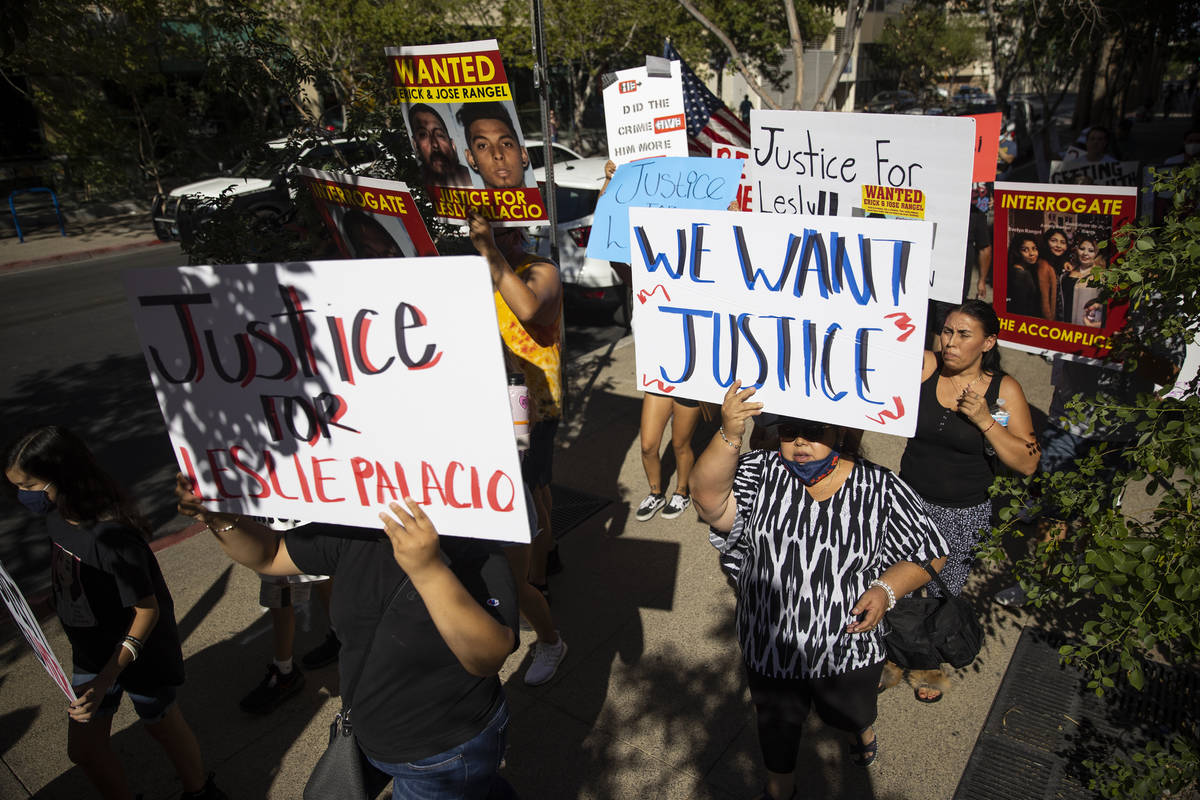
left=0, top=245, right=627, bottom=595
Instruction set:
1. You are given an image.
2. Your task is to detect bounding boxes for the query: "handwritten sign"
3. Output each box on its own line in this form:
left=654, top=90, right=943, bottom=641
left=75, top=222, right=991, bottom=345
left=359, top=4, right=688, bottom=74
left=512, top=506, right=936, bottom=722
left=1049, top=159, right=1140, bottom=187
left=0, top=561, right=75, bottom=700
left=298, top=168, right=438, bottom=259
left=712, top=143, right=753, bottom=211
left=585, top=156, right=742, bottom=263
left=748, top=110, right=974, bottom=304
left=628, top=207, right=933, bottom=436
left=992, top=181, right=1135, bottom=359
left=967, top=112, right=1002, bottom=182
left=604, top=61, right=687, bottom=164
left=385, top=39, right=546, bottom=226
left=123, top=259, right=529, bottom=541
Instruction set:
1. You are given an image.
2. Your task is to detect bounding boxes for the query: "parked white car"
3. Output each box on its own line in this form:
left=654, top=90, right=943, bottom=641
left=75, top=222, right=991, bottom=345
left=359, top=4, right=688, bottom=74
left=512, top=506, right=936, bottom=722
left=529, top=156, right=628, bottom=324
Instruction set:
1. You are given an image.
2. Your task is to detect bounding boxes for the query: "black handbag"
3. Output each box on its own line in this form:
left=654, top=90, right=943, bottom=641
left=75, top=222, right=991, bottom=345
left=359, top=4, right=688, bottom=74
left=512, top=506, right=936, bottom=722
left=303, top=579, right=409, bottom=800
left=882, top=562, right=984, bottom=670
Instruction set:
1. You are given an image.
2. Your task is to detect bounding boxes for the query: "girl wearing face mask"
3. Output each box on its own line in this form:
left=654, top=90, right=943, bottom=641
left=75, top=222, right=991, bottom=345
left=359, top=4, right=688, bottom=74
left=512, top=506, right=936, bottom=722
left=691, top=387, right=948, bottom=796
left=5, top=426, right=225, bottom=800
left=1036, top=228, right=1070, bottom=321
left=1059, top=234, right=1106, bottom=326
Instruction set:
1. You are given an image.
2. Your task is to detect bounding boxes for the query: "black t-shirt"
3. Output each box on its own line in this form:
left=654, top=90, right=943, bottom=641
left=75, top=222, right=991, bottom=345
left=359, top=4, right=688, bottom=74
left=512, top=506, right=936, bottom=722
left=965, top=207, right=991, bottom=298
left=48, top=515, right=184, bottom=691
left=285, top=524, right=519, bottom=764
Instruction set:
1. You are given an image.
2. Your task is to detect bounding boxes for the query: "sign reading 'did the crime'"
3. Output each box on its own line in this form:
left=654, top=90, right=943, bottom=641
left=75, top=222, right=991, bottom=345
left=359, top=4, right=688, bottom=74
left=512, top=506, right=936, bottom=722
left=604, top=61, right=687, bottom=164
left=628, top=207, right=933, bottom=437
left=749, top=110, right=974, bottom=304
left=123, top=259, right=529, bottom=542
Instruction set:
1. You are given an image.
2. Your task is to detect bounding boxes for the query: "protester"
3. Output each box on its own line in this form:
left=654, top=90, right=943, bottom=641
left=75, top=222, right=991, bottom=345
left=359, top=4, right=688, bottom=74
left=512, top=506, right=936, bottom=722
left=1062, top=125, right=1118, bottom=164
left=174, top=478, right=519, bottom=798
left=458, top=103, right=530, bottom=190
left=468, top=209, right=568, bottom=683
left=634, top=392, right=702, bottom=521
left=1163, top=128, right=1200, bottom=166
left=408, top=103, right=473, bottom=188
left=1036, top=228, right=1070, bottom=321
left=6, top=426, right=225, bottom=800
left=1005, top=234, right=1042, bottom=318
left=892, top=301, right=1039, bottom=701
left=1057, top=234, right=1105, bottom=326
left=691, top=384, right=947, bottom=797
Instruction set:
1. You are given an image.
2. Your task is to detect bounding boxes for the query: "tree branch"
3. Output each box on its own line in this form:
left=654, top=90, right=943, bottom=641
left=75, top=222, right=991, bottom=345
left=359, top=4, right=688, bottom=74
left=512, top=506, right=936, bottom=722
left=814, top=0, right=865, bottom=111
left=783, top=0, right=805, bottom=109
left=673, top=0, right=780, bottom=110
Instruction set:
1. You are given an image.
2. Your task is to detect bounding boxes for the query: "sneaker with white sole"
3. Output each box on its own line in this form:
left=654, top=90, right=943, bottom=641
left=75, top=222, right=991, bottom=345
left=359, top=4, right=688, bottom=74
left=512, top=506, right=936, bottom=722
left=660, top=493, right=691, bottom=520
left=524, top=634, right=567, bottom=686
left=635, top=493, right=666, bottom=521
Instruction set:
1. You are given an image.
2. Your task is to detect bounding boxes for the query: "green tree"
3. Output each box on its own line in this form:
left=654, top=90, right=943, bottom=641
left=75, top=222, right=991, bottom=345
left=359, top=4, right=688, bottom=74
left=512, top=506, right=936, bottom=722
left=875, top=1, right=980, bottom=93
left=986, top=163, right=1200, bottom=798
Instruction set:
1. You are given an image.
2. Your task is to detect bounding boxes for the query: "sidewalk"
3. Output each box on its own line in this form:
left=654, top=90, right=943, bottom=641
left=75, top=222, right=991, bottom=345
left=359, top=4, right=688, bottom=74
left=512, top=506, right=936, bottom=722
left=0, top=336, right=1068, bottom=800
left=0, top=200, right=164, bottom=273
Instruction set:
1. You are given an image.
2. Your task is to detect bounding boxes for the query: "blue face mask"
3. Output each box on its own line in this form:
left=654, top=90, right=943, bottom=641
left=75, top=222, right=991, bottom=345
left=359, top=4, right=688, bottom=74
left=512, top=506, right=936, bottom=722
left=17, top=487, right=55, bottom=515
left=781, top=451, right=840, bottom=486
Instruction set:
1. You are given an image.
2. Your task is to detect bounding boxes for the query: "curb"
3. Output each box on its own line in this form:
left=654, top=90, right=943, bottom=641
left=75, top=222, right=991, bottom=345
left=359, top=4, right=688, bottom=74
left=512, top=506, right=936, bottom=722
left=0, top=237, right=166, bottom=275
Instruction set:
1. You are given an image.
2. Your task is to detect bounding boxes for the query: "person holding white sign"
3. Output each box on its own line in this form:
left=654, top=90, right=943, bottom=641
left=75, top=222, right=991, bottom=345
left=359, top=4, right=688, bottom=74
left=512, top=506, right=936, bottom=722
left=6, top=426, right=226, bottom=800
left=174, top=479, right=520, bottom=798
left=691, top=384, right=947, bottom=793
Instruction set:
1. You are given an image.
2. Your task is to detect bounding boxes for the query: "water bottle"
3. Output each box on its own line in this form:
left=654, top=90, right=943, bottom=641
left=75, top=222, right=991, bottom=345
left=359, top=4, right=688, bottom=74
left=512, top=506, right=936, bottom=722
left=990, top=397, right=1010, bottom=427
left=508, top=373, right=531, bottom=452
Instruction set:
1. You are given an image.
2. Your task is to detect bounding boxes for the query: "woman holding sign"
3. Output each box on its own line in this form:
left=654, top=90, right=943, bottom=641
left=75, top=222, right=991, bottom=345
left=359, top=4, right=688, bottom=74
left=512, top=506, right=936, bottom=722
left=5, top=426, right=226, bottom=800
left=691, top=385, right=947, bottom=795
left=893, top=300, right=1038, bottom=702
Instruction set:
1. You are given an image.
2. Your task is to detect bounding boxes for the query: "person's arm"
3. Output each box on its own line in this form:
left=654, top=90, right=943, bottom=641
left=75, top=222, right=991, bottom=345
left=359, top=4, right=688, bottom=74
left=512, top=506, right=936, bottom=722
left=846, top=558, right=947, bottom=633
left=599, top=159, right=616, bottom=196
left=174, top=473, right=302, bottom=576
left=467, top=211, right=561, bottom=327
left=920, top=349, right=938, bottom=379
left=690, top=381, right=763, bottom=533
left=1037, top=261, right=1057, bottom=320
left=68, top=596, right=159, bottom=721
left=957, top=378, right=1040, bottom=475
left=379, top=499, right=513, bottom=676
left=976, top=244, right=993, bottom=298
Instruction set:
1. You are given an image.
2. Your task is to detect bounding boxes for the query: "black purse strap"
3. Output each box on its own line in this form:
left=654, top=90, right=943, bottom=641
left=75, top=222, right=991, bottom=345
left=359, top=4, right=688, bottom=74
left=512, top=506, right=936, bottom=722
left=919, top=560, right=953, bottom=598
left=341, top=575, right=411, bottom=720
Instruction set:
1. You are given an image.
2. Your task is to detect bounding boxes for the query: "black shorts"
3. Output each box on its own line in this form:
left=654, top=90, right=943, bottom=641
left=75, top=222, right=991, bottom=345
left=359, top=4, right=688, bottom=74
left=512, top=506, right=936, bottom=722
left=521, top=418, right=558, bottom=488
left=647, top=391, right=699, bottom=408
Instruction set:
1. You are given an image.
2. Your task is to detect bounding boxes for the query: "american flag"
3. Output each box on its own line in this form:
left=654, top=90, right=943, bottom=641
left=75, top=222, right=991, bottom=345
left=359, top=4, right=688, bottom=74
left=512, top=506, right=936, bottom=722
left=663, top=40, right=752, bottom=156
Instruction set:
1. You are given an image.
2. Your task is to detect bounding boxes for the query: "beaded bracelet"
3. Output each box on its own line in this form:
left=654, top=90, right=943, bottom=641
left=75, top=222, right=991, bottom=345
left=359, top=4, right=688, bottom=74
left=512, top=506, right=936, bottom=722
left=981, top=419, right=997, bottom=435
left=208, top=515, right=241, bottom=534
left=718, top=427, right=742, bottom=450
left=869, top=578, right=897, bottom=611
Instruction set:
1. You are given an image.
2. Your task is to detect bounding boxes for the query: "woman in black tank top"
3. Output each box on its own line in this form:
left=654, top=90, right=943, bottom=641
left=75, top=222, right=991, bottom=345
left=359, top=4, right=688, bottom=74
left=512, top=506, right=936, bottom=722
left=890, top=300, right=1040, bottom=703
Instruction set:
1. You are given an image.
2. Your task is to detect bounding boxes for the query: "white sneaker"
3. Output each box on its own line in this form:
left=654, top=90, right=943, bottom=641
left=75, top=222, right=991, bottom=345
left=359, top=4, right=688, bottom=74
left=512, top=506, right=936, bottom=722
left=524, top=634, right=567, bottom=686
left=659, top=493, right=691, bottom=520
left=635, top=493, right=666, bottom=521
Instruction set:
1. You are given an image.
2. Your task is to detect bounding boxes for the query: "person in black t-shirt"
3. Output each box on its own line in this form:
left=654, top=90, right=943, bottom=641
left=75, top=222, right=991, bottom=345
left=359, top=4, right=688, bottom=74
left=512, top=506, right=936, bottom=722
left=174, top=476, right=520, bottom=799
left=5, top=426, right=225, bottom=800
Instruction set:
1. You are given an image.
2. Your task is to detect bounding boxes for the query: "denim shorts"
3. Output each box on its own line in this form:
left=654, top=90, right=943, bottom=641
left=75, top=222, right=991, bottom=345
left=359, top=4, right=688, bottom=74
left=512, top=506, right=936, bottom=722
left=72, top=672, right=177, bottom=724
left=367, top=700, right=512, bottom=800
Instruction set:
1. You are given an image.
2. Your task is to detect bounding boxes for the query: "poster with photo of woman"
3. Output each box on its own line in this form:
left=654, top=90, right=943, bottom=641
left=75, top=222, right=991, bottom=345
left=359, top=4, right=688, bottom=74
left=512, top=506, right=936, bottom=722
left=992, top=182, right=1137, bottom=359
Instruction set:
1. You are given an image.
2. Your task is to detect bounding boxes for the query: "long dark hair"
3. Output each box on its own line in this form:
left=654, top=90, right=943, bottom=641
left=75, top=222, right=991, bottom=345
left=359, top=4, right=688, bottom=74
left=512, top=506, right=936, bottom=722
left=947, top=299, right=1002, bottom=374
left=5, top=426, right=149, bottom=536
left=1008, top=233, right=1039, bottom=269
left=1040, top=227, right=1070, bottom=270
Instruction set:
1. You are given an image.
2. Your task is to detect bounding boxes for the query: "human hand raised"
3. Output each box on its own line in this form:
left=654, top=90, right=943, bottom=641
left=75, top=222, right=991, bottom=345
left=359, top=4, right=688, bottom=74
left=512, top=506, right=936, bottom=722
left=467, top=209, right=498, bottom=256
left=720, top=380, right=764, bottom=442
left=957, top=389, right=991, bottom=428
left=174, top=473, right=210, bottom=523
left=379, top=498, right=443, bottom=582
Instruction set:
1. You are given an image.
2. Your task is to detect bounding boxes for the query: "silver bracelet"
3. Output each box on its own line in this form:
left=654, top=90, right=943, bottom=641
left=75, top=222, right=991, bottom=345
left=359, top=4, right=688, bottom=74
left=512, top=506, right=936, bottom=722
left=208, top=515, right=241, bottom=534
left=718, top=427, right=742, bottom=450
left=120, top=640, right=139, bottom=661
left=869, top=578, right=897, bottom=611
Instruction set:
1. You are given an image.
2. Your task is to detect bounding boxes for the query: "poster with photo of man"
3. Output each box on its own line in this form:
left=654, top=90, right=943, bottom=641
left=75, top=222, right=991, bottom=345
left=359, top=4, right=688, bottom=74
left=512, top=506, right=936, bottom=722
left=386, top=39, right=548, bottom=226
left=298, top=168, right=438, bottom=259
left=992, top=182, right=1136, bottom=359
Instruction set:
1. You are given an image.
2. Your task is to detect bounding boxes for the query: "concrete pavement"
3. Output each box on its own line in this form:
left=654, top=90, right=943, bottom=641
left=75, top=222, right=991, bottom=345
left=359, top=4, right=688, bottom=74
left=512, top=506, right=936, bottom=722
left=0, top=201, right=164, bottom=274
left=1, top=331, right=1073, bottom=800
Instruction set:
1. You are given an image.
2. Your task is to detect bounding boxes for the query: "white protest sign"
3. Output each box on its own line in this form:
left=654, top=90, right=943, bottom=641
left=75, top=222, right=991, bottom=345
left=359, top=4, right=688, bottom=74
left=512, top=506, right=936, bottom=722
left=1049, top=159, right=1140, bottom=187
left=749, top=110, right=974, bottom=304
left=628, top=207, right=933, bottom=437
left=0, top=561, right=75, bottom=700
left=712, top=142, right=753, bottom=211
left=604, top=61, right=687, bottom=164
left=123, top=259, right=529, bottom=541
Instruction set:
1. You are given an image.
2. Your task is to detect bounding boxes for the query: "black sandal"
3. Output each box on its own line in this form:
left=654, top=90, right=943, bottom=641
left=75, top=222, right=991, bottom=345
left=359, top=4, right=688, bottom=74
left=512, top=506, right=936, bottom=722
left=850, top=728, right=879, bottom=767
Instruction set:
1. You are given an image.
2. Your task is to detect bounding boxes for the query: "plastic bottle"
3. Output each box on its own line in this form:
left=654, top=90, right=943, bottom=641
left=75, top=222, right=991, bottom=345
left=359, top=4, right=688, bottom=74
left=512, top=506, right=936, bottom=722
left=508, top=373, right=531, bottom=452
left=990, top=397, right=1009, bottom=427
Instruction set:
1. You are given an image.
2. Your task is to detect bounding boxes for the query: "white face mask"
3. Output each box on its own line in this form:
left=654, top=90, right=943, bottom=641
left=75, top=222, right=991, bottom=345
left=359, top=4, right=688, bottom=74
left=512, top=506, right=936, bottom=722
left=1185, top=142, right=1200, bottom=157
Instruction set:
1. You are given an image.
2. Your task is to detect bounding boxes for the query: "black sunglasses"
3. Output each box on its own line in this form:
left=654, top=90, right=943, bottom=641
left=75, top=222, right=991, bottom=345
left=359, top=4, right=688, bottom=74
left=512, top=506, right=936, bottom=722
left=777, top=420, right=830, bottom=442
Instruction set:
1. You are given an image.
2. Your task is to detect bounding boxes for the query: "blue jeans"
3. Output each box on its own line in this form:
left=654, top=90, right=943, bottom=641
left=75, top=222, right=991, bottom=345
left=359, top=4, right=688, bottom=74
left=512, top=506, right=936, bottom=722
left=367, top=700, right=514, bottom=800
